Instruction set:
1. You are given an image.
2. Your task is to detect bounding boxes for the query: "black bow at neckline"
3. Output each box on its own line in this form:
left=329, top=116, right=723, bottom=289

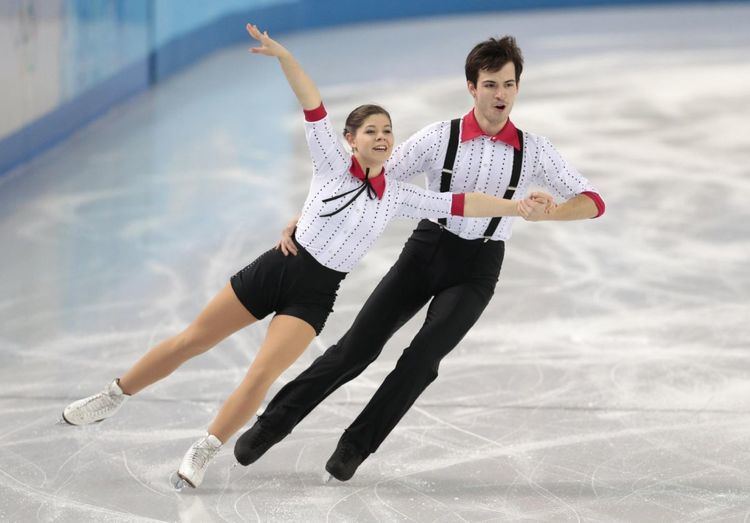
left=319, top=168, right=378, bottom=218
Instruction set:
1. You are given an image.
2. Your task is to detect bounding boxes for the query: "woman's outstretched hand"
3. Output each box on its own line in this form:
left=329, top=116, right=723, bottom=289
left=246, top=23, right=288, bottom=58
left=245, top=23, right=321, bottom=110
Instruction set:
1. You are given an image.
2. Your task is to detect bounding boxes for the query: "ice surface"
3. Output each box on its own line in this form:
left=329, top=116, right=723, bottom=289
left=2, top=4, right=750, bottom=521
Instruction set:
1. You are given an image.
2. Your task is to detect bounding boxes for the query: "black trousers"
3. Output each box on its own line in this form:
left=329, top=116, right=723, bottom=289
left=258, top=219, right=504, bottom=455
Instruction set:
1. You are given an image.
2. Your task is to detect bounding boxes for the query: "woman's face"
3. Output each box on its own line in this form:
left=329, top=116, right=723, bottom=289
left=346, top=113, right=394, bottom=167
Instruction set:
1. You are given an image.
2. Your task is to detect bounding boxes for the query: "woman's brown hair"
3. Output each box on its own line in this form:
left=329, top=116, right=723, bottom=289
left=343, top=104, right=392, bottom=137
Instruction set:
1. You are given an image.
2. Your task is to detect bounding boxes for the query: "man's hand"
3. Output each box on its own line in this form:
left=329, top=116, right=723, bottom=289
left=529, top=191, right=556, bottom=212
left=275, top=215, right=299, bottom=256
left=518, top=191, right=557, bottom=221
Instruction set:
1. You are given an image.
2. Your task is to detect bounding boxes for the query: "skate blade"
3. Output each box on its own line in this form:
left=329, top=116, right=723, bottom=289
left=170, top=471, right=187, bottom=491
left=323, top=472, right=333, bottom=484
left=56, top=413, right=105, bottom=426
left=56, top=419, right=104, bottom=426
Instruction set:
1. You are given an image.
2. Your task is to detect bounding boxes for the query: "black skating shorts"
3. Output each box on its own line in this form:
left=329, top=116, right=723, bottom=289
left=230, top=236, right=347, bottom=335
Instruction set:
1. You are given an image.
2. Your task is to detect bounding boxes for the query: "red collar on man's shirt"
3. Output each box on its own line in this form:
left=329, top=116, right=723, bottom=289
left=350, top=156, right=386, bottom=199
left=460, top=109, right=521, bottom=150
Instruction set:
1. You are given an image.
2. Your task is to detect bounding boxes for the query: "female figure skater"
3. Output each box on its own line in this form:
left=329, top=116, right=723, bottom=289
left=61, top=24, right=555, bottom=489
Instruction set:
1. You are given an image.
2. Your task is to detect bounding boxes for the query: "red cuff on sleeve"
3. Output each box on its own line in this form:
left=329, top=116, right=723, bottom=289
left=451, top=193, right=465, bottom=217
left=581, top=191, right=605, bottom=218
left=303, top=103, right=327, bottom=122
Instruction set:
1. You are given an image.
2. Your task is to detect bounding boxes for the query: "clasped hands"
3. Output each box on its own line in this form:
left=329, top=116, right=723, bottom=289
left=518, top=191, right=557, bottom=221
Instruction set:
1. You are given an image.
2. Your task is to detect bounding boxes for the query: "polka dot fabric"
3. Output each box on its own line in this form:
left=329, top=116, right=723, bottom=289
left=295, top=113, right=456, bottom=273
left=385, top=114, right=599, bottom=242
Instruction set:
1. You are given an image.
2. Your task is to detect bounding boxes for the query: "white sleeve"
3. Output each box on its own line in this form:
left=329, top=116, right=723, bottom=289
left=385, top=121, right=447, bottom=183
left=304, top=114, right=350, bottom=179
left=532, top=137, right=598, bottom=199
left=392, top=180, right=454, bottom=220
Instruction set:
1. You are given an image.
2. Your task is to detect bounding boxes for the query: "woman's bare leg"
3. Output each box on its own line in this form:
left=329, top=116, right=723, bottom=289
left=118, top=283, right=256, bottom=395
left=207, top=315, right=316, bottom=443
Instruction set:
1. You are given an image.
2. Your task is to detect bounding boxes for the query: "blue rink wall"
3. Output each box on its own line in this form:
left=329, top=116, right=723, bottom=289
left=0, top=0, right=744, bottom=177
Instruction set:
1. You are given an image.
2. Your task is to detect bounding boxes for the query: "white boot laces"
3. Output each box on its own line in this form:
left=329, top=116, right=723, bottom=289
left=190, top=438, right=219, bottom=469
left=81, top=390, right=119, bottom=419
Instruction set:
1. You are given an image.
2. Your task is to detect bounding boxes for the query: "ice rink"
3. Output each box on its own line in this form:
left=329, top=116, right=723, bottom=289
left=2, top=3, right=750, bottom=521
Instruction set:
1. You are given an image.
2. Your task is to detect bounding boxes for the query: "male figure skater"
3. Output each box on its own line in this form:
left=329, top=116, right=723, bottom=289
left=235, top=35, right=605, bottom=481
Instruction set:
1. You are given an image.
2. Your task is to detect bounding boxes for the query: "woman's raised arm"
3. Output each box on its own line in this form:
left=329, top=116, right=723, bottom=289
left=246, top=23, right=321, bottom=110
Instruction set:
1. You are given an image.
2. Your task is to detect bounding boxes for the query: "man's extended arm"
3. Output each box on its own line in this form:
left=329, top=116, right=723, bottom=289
left=520, top=192, right=601, bottom=221
left=384, top=122, right=444, bottom=182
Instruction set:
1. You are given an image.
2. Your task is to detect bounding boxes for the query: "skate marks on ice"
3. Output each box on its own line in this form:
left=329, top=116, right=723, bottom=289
left=2, top=3, right=750, bottom=521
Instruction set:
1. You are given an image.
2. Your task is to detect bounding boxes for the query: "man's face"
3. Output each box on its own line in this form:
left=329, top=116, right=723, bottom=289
left=467, top=62, right=519, bottom=126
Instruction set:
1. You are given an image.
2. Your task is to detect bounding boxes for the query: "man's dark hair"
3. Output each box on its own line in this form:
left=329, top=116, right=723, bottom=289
left=465, top=36, right=524, bottom=86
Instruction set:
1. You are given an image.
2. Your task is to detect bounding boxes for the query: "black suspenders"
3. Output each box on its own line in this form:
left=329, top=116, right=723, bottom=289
left=485, top=127, right=524, bottom=239
left=437, top=119, right=461, bottom=228
left=438, top=118, right=524, bottom=241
